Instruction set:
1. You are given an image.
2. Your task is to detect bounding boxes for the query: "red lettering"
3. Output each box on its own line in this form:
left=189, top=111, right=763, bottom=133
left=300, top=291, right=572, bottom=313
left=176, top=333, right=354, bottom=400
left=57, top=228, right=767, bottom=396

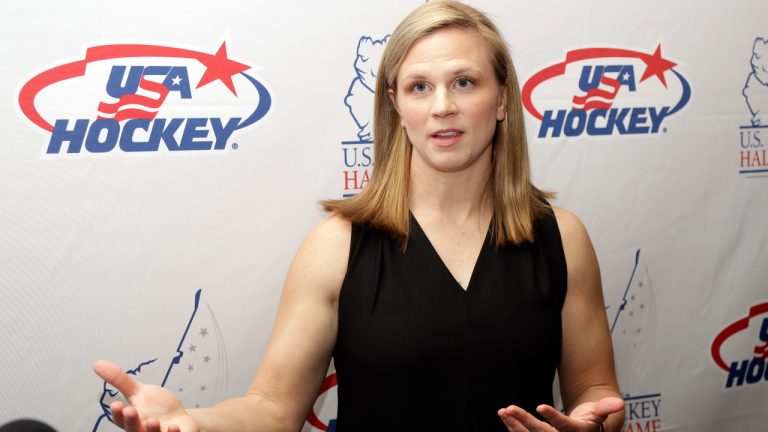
left=359, top=169, right=370, bottom=189
left=740, top=150, right=768, bottom=168
left=652, top=419, right=661, bottom=432
left=344, top=170, right=358, bottom=190
left=741, top=150, right=751, bottom=168
left=625, top=421, right=654, bottom=432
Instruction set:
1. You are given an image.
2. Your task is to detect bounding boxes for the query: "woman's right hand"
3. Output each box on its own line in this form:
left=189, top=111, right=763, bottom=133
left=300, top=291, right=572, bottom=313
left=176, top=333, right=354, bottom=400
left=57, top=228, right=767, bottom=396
left=93, top=360, right=200, bottom=432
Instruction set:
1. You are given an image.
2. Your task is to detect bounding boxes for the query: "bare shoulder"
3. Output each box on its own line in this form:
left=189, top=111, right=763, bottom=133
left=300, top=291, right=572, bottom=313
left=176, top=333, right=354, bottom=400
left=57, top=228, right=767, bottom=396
left=551, top=206, right=598, bottom=276
left=286, top=212, right=352, bottom=301
left=302, top=211, right=352, bottom=250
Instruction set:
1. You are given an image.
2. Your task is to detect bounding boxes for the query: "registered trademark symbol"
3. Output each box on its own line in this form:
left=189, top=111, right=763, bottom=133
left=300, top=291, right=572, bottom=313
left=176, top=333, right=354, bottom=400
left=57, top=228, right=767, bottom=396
left=232, top=143, right=239, bottom=149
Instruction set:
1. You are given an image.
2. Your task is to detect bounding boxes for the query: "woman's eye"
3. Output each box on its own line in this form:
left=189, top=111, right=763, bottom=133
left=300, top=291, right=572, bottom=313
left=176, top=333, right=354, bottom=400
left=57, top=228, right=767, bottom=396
left=456, top=77, right=473, bottom=88
left=413, top=82, right=428, bottom=92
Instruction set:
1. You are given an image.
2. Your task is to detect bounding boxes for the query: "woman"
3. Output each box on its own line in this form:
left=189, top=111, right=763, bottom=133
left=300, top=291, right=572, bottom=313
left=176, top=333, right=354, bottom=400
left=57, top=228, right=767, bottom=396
left=94, top=1, right=625, bottom=431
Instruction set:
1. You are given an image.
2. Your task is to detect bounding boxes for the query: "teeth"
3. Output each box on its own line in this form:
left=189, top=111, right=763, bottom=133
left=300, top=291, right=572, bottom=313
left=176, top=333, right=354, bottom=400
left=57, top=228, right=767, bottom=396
left=436, top=131, right=459, bottom=137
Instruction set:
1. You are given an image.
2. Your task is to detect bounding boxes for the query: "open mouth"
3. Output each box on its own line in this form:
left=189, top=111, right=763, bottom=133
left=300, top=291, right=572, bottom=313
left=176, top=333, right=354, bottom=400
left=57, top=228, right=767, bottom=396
left=431, top=130, right=462, bottom=138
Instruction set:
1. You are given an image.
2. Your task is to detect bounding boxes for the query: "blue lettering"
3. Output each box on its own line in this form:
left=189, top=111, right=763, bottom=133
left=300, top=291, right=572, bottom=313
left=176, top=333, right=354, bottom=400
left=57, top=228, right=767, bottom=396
left=627, top=108, right=650, bottom=134
left=740, top=131, right=750, bottom=149
left=210, top=117, right=241, bottom=150
left=48, top=119, right=88, bottom=154
left=578, top=65, right=604, bottom=92
left=537, top=107, right=677, bottom=137
left=149, top=118, right=184, bottom=151
left=727, top=357, right=768, bottom=388
left=162, top=67, right=192, bottom=99
left=603, top=65, right=622, bottom=78
left=746, top=357, right=766, bottom=384
left=119, top=119, right=156, bottom=152
left=564, top=110, right=587, bottom=136
left=342, top=146, right=374, bottom=168
left=648, top=107, right=669, bottom=133
left=641, top=401, right=653, bottom=419
left=361, top=146, right=373, bottom=167
left=618, top=65, right=637, bottom=92
left=578, top=65, right=635, bottom=92
left=759, top=318, right=768, bottom=343
left=45, top=117, right=248, bottom=153
left=107, top=66, right=193, bottom=100
left=106, top=66, right=143, bottom=99
left=142, top=66, right=172, bottom=79
left=625, top=398, right=661, bottom=421
left=179, top=118, right=212, bottom=150
left=740, top=130, right=764, bottom=148
left=85, top=119, right=120, bottom=153
left=342, top=147, right=357, bottom=168
left=726, top=360, right=749, bottom=388
left=586, top=109, right=611, bottom=135
left=539, top=110, right=565, bottom=138
left=650, top=399, right=660, bottom=418
left=610, top=108, right=630, bottom=134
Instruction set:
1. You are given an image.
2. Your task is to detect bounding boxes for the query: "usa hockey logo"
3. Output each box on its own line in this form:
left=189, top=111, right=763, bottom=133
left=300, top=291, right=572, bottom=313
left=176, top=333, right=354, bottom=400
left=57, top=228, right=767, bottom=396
left=522, top=44, right=690, bottom=139
left=18, top=42, right=271, bottom=155
left=711, top=301, right=768, bottom=389
left=306, top=372, right=338, bottom=432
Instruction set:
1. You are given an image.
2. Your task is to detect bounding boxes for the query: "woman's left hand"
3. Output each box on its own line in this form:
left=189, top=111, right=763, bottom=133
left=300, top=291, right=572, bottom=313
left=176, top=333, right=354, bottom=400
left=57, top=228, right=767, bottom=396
left=498, top=396, right=624, bottom=431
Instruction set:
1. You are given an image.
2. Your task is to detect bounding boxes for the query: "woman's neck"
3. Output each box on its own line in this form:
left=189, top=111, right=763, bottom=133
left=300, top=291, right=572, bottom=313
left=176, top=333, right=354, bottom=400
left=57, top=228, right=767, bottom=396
left=408, top=154, right=493, bottom=226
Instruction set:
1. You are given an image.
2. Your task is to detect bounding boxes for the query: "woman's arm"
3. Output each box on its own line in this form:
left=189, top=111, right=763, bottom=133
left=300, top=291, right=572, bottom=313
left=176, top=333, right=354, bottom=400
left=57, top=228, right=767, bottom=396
left=95, top=213, right=351, bottom=432
left=553, top=206, right=624, bottom=431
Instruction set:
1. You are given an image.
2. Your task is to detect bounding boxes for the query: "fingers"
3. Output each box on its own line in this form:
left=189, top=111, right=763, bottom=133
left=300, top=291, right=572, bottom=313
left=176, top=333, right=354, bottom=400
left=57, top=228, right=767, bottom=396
left=110, top=400, right=171, bottom=432
left=536, top=404, right=573, bottom=430
left=110, top=401, right=126, bottom=428
left=537, top=397, right=625, bottom=430
left=93, top=359, right=141, bottom=399
left=146, top=418, right=162, bottom=432
left=123, top=406, right=147, bottom=432
left=593, top=396, right=625, bottom=417
left=498, top=408, right=528, bottom=432
left=498, top=405, right=553, bottom=432
left=97, top=362, right=183, bottom=432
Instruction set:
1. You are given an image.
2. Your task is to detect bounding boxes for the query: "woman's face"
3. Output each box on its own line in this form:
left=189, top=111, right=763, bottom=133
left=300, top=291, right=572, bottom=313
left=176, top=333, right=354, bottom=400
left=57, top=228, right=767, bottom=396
left=390, top=27, right=506, bottom=176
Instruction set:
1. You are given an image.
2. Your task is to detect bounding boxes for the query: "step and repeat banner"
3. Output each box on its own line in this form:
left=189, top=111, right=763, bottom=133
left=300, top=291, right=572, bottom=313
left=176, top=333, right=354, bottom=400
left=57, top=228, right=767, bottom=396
left=1, top=1, right=766, bottom=431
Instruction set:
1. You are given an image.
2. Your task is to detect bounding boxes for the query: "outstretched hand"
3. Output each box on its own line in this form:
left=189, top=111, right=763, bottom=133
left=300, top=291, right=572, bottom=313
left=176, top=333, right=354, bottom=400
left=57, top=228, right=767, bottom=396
left=498, top=397, right=624, bottom=432
left=93, top=360, right=200, bottom=432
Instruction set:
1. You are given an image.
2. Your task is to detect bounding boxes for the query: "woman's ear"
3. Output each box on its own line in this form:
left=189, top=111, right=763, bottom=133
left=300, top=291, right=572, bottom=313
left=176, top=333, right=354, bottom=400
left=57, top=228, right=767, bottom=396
left=388, top=87, right=405, bottom=127
left=496, top=86, right=507, bottom=121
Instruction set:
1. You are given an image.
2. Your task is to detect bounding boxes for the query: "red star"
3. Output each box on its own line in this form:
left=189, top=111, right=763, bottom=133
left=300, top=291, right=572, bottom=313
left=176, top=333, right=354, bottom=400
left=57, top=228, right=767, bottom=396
left=196, top=42, right=250, bottom=95
left=640, top=44, right=677, bottom=88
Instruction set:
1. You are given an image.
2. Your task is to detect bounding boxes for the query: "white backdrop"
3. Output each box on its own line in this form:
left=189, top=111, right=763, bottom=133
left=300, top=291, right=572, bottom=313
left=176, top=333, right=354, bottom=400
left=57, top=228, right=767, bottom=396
left=1, top=1, right=767, bottom=431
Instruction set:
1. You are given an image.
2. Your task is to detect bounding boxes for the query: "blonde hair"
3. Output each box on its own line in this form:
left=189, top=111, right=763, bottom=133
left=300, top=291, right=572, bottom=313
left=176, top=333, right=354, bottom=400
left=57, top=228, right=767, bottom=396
left=323, top=0, right=552, bottom=246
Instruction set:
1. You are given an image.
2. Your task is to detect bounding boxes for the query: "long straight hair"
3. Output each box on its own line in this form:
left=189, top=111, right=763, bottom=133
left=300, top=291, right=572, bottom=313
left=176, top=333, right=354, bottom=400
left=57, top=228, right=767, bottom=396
left=323, top=1, right=552, bottom=247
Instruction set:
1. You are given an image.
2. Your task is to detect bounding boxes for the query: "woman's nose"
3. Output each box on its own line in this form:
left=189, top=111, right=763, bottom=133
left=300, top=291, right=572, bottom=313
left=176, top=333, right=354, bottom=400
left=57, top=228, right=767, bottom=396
left=431, top=87, right=457, bottom=117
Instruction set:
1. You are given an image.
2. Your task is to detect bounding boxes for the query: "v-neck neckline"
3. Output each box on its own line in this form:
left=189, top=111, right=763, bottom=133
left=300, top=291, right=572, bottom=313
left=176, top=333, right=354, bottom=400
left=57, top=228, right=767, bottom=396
left=409, top=212, right=491, bottom=294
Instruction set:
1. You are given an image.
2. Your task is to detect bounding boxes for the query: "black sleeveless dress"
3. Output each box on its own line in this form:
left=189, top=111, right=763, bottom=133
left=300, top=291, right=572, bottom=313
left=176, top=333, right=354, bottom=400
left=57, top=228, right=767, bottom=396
left=333, top=210, right=567, bottom=431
